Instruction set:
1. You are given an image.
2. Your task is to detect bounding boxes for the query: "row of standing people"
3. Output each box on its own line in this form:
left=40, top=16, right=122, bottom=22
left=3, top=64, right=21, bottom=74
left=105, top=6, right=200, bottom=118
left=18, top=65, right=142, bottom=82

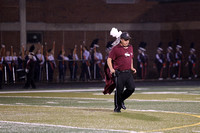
left=138, top=41, right=198, bottom=80
left=0, top=42, right=104, bottom=89
left=0, top=40, right=198, bottom=88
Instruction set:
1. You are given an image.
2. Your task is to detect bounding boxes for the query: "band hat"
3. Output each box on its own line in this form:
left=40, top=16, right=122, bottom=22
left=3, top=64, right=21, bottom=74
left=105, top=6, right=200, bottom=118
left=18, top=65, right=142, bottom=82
left=190, top=48, right=195, bottom=52
left=139, top=47, right=146, bottom=51
left=29, top=52, right=34, bottom=56
left=90, top=38, right=99, bottom=49
left=139, top=42, right=147, bottom=51
left=120, top=32, right=131, bottom=40
left=176, top=44, right=182, bottom=48
left=157, top=47, right=163, bottom=51
left=106, top=41, right=113, bottom=50
left=157, top=42, right=163, bottom=51
left=176, top=40, right=182, bottom=49
left=190, top=42, right=195, bottom=52
left=168, top=41, right=173, bottom=50
left=29, top=45, right=35, bottom=52
left=94, top=44, right=99, bottom=48
left=48, top=49, right=52, bottom=53
left=168, top=46, right=173, bottom=50
left=110, top=27, right=122, bottom=38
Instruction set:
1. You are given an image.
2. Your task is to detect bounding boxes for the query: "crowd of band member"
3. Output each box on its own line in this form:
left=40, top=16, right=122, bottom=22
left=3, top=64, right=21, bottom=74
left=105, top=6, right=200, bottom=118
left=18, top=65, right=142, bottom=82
left=0, top=39, right=198, bottom=88
left=140, top=41, right=198, bottom=80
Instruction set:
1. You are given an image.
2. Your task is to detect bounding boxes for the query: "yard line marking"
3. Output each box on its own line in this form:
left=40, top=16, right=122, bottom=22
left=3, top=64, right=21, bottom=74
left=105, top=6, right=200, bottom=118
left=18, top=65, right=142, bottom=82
left=0, top=89, right=103, bottom=94
left=135, top=110, right=200, bottom=133
left=0, top=95, right=200, bottom=103
left=0, top=103, right=200, bottom=115
left=0, top=120, right=134, bottom=133
left=0, top=96, right=111, bottom=100
left=141, top=92, right=188, bottom=94
left=140, top=92, right=200, bottom=95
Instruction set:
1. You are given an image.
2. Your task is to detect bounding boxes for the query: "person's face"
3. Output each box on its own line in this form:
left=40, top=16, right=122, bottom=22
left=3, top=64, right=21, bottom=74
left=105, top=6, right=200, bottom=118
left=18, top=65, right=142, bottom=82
left=121, top=38, right=130, bottom=47
left=176, top=47, right=180, bottom=51
left=38, top=50, right=41, bottom=54
left=157, top=49, right=161, bottom=54
left=167, top=48, right=170, bottom=53
left=138, top=49, right=142, bottom=54
left=190, top=50, right=194, bottom=54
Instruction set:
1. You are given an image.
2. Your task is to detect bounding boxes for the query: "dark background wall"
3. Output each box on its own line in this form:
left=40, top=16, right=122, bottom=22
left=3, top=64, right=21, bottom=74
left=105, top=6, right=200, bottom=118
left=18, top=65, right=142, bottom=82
left=1, top=0, right=200, bottom=78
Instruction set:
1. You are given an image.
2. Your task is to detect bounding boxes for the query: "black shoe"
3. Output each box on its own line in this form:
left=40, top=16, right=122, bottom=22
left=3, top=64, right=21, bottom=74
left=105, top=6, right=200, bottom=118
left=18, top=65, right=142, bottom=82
left=121, top=101, right=126, bottom=110
left=114, top=108, right=121, bottom=113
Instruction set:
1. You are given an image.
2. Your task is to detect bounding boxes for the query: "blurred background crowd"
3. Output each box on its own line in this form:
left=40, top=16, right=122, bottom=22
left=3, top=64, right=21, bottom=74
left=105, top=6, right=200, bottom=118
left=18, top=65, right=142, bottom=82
left=1, top=0, right=200, bottom=87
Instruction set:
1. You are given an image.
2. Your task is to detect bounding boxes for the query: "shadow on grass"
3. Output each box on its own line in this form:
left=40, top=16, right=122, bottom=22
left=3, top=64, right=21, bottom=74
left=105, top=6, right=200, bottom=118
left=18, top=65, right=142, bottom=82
left=80, top=108, right=161, bottom=121
left=112, top=112, right=161, bottom=121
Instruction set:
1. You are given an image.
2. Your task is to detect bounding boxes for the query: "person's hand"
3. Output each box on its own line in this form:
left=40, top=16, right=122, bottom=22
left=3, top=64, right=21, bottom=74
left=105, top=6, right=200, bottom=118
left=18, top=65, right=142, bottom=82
left=131, top=68, right=137, bottom=74
left=25, top=68, right=29, bottom=73
left=110, top=68, right=115, bottom=75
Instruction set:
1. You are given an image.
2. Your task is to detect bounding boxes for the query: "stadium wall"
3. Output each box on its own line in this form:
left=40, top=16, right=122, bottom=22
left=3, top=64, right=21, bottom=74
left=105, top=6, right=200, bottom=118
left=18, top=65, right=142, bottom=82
left=0, top=0, right=200, bottom=79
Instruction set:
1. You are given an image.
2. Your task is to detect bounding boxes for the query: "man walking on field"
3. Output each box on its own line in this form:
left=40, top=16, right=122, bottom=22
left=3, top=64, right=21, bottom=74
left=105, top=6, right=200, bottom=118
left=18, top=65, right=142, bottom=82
left=107, top=32, right=136, bottom=113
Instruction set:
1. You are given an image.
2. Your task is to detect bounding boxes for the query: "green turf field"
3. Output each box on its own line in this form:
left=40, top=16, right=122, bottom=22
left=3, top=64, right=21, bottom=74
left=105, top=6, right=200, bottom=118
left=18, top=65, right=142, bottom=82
left=0, top=85, right=200, bottom=133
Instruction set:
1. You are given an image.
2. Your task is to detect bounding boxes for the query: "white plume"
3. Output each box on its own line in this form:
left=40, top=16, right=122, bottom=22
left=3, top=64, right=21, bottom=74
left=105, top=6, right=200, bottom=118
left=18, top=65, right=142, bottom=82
left=110, top=27, right=122, bottom=38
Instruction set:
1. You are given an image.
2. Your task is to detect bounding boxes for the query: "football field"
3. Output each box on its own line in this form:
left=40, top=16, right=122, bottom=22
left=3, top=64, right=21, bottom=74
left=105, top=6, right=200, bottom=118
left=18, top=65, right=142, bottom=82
left=0, top=82, right=200, bottom=133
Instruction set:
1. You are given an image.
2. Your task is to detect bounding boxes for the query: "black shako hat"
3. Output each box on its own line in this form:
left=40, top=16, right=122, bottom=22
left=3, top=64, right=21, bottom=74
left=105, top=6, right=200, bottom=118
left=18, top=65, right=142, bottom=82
left=190, top=42, right=195, bottom=52
left=168, top=42, right=173, bottom=50
left=90, top=38, right=99, bottom=49
left=29, top=45, right=35, bottom=52
left=106, top=41, right=113, bottom=50
left=48, top=49, right=52, bottom=53
left=120, top=32, right=131, bottom=40
left=29, top=45, right=35, bottom=55
left=176, top=40, right=182, bottom=49
left=139, top=42, right=147, bottom=51
left=157, top=42, right=163, bottom=51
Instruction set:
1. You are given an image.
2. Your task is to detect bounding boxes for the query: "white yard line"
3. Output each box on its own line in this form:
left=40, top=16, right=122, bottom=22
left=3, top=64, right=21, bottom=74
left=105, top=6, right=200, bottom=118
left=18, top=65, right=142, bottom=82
left=0, top=120, right=135, bottom=133
left=0, top=103, right=199, bottom=115
left=141, top=92, right=188, bottom=94
left=0, top=95, right=199, bottom=103
left=0, top=89, right=103, bottom=94
left=0, top=89, right=199, bottom=96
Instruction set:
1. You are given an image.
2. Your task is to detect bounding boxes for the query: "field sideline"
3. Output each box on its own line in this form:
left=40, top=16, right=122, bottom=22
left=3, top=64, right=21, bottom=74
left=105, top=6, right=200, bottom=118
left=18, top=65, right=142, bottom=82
left=0, top=82, right=200, bottom=133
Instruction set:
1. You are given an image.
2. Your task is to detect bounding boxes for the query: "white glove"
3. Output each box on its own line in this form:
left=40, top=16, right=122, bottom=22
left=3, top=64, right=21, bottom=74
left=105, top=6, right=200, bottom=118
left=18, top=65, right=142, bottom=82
left=25, top=69, right=29, bottom=73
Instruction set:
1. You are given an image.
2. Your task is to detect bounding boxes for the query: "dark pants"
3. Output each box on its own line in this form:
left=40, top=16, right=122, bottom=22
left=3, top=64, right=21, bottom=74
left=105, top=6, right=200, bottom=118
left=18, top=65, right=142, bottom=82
left=24, top=71, right=36, bottom=88
left=80, top=62, right=89, bottom=81
left=69, top=63, right=78, bottom=80
left=0, top=70, right=2, bottom=89
left=114, top=70, right=135, bottom=109
left=6, top=64, right=13, bottom=83
left=95, top=63, right=103, bottom=80
left=175, top=62, right=182, bottom=78
left=188, top=62, right=195, bottom=78
left=166, top=62, right=174, bottom=78
left=48, top=63, right=54, bottom=82
left=156, top=63, right=163, bottom=78
left=59, top=65, right=66, bottom=81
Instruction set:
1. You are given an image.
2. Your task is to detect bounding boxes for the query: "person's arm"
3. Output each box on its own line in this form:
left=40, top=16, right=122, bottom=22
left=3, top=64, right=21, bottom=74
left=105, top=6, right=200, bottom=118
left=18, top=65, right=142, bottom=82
left=107, top=57, right=115, bottom=74
left=131, top=58, right=136, bottom=73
